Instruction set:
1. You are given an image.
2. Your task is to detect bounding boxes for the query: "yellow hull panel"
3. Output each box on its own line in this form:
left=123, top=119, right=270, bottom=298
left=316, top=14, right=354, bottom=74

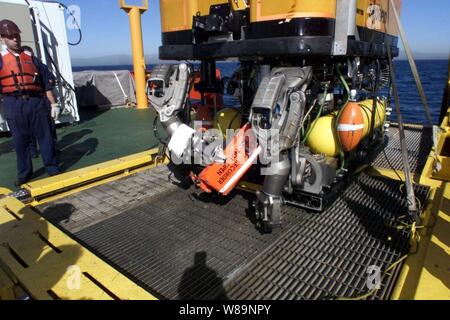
left=160, top=0, right=401, bottom=35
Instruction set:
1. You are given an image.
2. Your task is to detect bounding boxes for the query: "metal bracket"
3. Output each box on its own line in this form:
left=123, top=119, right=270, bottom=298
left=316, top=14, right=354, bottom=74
left=333, top=0, right=357, bottom=56
left=119, top=0, right=148, bottom=12
left=155, top=144, right=167, bottom=164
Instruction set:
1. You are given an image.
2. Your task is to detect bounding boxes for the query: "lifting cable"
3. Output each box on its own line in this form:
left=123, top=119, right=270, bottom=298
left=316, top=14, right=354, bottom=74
left=387, top=46, right=420, bottom=224
left=389, top=0, right=442, bottom=172
left=389, top=0, right=432, bottom=125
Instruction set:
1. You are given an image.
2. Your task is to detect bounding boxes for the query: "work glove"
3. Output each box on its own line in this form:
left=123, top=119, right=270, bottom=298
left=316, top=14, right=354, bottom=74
left=51, top=103, right=60, bottom=121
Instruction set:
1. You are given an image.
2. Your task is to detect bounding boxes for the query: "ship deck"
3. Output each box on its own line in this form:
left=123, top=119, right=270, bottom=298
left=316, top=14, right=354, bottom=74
left=0, top=103, right=449, bottom=300
left=0, top=107, right=163, bottom=191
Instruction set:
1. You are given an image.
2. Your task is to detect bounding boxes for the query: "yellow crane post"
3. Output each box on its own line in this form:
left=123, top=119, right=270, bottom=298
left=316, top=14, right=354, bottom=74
left=119, top=0, right=149, bottom=109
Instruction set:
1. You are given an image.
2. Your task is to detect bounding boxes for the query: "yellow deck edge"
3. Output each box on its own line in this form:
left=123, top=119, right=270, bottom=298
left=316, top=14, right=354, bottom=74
left=0, top=195, right=157, bottom=300
left=23, top=148, right=167, bottom=206
left=390, top=104, right=450, bottom=299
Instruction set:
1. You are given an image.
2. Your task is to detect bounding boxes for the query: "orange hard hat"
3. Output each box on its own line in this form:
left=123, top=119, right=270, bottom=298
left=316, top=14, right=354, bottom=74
left=0, top=19, right=21, bottom=37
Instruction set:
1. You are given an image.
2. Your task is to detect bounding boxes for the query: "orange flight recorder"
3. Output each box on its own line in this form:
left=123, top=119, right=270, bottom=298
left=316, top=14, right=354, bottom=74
left=193, top=124, right=262, bottom=195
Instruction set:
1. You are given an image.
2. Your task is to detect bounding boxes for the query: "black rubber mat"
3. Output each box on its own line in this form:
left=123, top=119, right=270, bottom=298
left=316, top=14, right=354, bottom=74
left=71, top=173, right=429, bottom=300
left=372, top=125, right=433, bottom=174
left=223, top=173, right=429, bottom=300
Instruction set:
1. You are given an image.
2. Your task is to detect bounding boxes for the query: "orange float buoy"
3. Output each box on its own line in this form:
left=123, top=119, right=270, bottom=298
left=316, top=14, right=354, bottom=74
left=337, top=101, right=365, bottom=152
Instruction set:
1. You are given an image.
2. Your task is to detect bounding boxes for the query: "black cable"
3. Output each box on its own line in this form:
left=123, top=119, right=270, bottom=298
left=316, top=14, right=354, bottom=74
left=369, top=60, right=380, bottom=142
left=152, top=116, right=172, bottom=163
left=184, top=99, right=192, bottom=125
left=27, top=0, right=82, bottom=46
left=153, top=115, right=168, bottom=146
left=43, top=44, right=75, bottom=92
left=382, top=148, right=404, bottom=182
left=26, top=1, right=76, bottom=93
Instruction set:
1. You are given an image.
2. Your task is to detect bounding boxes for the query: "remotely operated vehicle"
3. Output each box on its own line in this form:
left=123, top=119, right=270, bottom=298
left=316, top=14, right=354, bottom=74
left=0, top=0, right=448, bottom=301
left=148, top=0, right=402, bottom=232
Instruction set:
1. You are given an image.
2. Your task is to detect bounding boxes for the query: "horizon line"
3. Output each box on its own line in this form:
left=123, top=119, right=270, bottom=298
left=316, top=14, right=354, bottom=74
left=71, top=57, right=449, bottom=67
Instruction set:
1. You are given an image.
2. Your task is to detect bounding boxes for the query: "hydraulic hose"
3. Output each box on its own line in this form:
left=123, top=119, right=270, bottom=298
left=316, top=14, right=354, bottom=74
left=302, top=86, right=329, bottom=144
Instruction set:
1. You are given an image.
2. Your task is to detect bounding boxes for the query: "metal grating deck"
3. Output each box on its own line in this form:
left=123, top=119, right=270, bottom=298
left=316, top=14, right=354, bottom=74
left=73, top=188, right=305, bottom=300
left=223, top=174, right=429, bottom=300
left=38, top=167, right=429, bottom=300
left=372, top=125, right=433, bottom=174
left=38, top=165, right=179, bottom=234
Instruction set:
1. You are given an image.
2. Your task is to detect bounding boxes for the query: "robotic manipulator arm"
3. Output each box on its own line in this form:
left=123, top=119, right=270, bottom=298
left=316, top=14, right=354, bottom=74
left=250, top=67, right=312, bottom=231
left=149, top=63, right=313, bottom=232
left=148, top=64, right=225, bottom=164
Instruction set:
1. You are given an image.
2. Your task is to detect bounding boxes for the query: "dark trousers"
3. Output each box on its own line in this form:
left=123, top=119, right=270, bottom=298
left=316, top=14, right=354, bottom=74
left=29, top=119, right=58, bottom=156
left=4, top=96, right=59, bottom=182
left=29, top=135, right=38, bottom=157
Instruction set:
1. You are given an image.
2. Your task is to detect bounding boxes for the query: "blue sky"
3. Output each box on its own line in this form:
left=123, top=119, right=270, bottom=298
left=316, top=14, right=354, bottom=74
left=63, top=0, right=450, bottom=60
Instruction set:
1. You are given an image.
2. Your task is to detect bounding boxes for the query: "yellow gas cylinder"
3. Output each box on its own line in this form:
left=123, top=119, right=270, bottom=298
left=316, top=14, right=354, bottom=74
left=214, top=108, right=242, bottom=138
left=305, top=99, right=386, bottom=157
left=305, top=113, right=341, bottom=157
left=358, top=99, right=386, bottom=136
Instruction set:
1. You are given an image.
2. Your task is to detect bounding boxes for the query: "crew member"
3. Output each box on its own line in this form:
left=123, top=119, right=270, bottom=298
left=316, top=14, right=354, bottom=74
left=0, top=19, right=60, bottom=186
left=21, top=45, right=59, bottom=159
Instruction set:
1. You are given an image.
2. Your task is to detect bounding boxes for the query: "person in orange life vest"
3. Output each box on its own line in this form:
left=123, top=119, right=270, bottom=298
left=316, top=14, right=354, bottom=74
left=0, top=19, right=60, bottom=186
left=21, top=45, right=59, bottom=159
left=20, top=45, right=39, bottom=158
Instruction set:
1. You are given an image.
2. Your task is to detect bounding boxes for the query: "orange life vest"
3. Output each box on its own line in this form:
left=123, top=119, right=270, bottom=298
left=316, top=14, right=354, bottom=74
left=0, top=50, right=42, bottom=94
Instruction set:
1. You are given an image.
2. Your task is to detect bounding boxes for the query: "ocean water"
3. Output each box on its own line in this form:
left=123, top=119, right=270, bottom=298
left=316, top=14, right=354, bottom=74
left=73, top=60, right=448, bottom=125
